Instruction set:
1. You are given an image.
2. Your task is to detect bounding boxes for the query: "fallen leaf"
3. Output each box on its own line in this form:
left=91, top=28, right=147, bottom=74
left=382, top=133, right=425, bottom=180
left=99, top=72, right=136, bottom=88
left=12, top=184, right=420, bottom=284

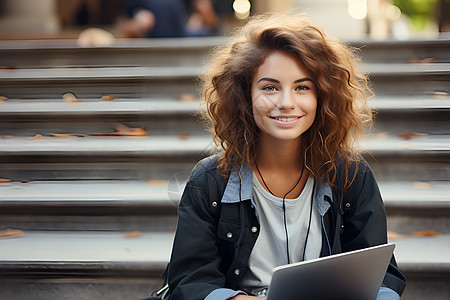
left=0, top=178, right=11, bottom=185
left=178, top=93, right=197, bottom=102
left=77, top=27, right=115, bottom=47
left=3, top=135, right=13, bottom=139
left=31, top=134, right=44, bottom=141
left=178, top=132, right=191, bottom=140
left=125, top=248, right=131, bottom=252
left=432, top=91, right=448, bottom=99
left=408, top=57, right=436, bottom=64
left=147, top=179, right=167, bottom=186
left=89, top=123, right=147, bottom=137
left=412, top=182, right=433, bottom=189
left=398, top=131, right=428, bottom=140
left=411, top=230, right=440, bottom=237
left=0, top=66, right=15, bottom=70
left=374, top=132, right=389, bottom=139
left=387, top=231, right=406, bottom=240
left=101, top=95, right=115, bottom=101
left=20, top=180, right=29, bottom=184
left=0, top=96, right=8, bottom=102
left=0, top=229, right=25, bottom=238
left=62, top=92, right=82, bottom=103
left=125, top=231, right=142, bottom=239
left=51, top=133, right=86, bottom=138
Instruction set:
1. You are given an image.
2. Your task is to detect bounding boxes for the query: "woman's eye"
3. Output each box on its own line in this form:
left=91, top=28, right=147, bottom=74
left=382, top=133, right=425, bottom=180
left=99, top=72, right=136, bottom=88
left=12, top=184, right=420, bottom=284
left=296, top=85, right=310, bottom=91
left=262, top=85, right=276, bottom=92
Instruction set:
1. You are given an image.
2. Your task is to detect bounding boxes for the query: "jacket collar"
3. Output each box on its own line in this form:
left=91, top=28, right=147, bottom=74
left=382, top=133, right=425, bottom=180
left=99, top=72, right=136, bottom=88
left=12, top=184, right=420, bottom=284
left=221, top=162, right=333, bottom=216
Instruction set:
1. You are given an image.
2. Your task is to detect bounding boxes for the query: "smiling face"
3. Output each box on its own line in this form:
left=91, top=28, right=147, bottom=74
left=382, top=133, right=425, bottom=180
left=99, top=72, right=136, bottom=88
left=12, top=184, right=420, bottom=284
left=251, top=51, right=318, bottom=145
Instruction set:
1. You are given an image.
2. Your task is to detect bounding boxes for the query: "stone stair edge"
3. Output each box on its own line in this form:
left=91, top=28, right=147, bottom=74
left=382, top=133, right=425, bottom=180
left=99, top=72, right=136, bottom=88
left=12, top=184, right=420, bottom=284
left=0, top=36, right=449, bottom=51
left=0, top=231, right=448, bottom=276
left=0, top=136, right=448, bottom=156
left=1, top=97, right=449, bottom=115
left=0, top=63, right=449, bottom=79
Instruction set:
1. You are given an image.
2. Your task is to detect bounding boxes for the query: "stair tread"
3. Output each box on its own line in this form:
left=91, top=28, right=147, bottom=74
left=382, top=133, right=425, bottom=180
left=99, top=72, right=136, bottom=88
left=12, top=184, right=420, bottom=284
left=0, top=135, right=448, bottom=155
left=1, top=64, right=449, bottom=81
left=1, top=97, right=449, bottom=115
left=0, top=230, right=448, bottom=270
left=0, top=99, right=202, bottom=115
left=0, top=231, right=173, bottom=264
left=0, top=66, right=201, bottom=80
left=392, top=234, right=450, bottom=269
left=0, top=180, right=448, bottom=205
left=0, top=36, right=225, bottom=51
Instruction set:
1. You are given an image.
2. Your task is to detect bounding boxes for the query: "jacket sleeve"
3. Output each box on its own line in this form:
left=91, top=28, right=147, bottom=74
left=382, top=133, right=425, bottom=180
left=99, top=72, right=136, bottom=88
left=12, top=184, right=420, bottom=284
left=167, top=167, right=227, bottom=300
left=340, top=159, right=406, bottom=297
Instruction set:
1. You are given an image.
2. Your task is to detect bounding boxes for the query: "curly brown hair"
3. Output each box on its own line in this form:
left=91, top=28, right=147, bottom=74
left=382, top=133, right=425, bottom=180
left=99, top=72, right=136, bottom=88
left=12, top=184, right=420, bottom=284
left=201, top=13, right=373, bottom=186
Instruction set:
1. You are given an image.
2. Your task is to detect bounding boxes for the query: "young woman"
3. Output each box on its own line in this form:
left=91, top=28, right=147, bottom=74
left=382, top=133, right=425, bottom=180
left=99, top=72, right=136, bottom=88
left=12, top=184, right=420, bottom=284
left=165, top=13, right=406, bottom=300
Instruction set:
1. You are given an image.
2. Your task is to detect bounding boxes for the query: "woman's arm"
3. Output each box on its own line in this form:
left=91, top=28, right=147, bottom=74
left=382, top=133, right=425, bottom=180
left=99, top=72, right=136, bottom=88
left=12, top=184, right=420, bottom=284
left=168, top=176, right=226, bottom=300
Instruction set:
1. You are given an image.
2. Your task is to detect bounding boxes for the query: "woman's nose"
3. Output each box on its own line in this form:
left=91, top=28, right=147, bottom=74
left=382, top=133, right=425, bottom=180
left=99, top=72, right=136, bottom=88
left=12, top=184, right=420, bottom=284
left=277, top=91, right=295, bottom=110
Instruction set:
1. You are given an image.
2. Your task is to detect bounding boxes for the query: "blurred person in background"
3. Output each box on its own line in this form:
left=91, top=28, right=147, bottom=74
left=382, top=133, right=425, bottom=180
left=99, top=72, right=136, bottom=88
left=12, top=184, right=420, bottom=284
left=121, top=0, right=220, bottom=38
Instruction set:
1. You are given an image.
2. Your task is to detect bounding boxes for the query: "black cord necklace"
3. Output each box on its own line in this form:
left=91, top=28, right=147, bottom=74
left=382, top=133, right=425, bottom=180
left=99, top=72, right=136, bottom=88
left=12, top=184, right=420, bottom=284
left=255, top=161, right=312, bottom=264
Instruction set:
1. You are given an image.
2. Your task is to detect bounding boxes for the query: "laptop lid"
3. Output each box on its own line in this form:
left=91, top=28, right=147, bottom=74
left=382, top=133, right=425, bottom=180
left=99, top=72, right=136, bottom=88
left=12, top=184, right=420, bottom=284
left=266, top=243, right=395, bottom=300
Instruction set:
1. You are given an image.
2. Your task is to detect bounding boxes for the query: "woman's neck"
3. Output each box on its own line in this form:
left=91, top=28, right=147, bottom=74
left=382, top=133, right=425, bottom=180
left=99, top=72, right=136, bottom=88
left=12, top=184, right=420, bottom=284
left=256, top=134, right=304, bottom=172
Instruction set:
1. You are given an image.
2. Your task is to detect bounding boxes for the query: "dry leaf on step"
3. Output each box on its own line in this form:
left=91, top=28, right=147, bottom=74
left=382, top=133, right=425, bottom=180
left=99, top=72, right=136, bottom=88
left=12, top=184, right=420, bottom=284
left=125, top=231, right=142, bottom=239
left=101, top=95, right=115, bottom=101
left=411, top=182, right=433, bottom=189
left=0, top=178, right=11, bottom=185
left=89, top=123, right=147, bottom=137
left=147, top=179, right=167, bottom=186
left=387, top=231, right=407, bottom=240
left=31, top=134, right=44, bottom=141
left=62, top=92, right=83, bottom=103
left=432, top=91, right=448, bottom=99
left=51, top=133, right=86, bottom=138
left=178, top=93, right=197, bottom=102
left=0, top=96, right=8, bottom=102
left=398, top=131, right=428, bottom=140
left=411, top=230, right=440, bottom=237
left=0, top=229, right=25, bottom=238
left=178, top=132, right=191, bottom=140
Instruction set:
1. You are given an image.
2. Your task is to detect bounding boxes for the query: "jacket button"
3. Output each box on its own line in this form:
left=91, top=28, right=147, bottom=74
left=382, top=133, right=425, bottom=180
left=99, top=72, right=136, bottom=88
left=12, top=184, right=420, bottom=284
left=234, top=269, right=240, bottom=276
left=345, top=202, right=351, bottom=208
left=227, top=232, right=233, bottom=239
left=212, top=201, right=218, bottom=207
left=251, top=226, right=258, bottom=233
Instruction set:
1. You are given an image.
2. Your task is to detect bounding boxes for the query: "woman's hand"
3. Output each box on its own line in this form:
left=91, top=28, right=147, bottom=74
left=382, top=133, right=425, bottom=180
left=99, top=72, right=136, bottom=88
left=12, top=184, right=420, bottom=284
left=230, top=295, right=267, bottom=300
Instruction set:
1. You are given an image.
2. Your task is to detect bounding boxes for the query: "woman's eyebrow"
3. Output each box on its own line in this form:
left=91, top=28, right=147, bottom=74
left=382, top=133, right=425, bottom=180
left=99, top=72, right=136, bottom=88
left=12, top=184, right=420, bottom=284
left=257, top=77, right=279, bottom=84
left=256, top=77, right=314, bottom=84
left=294, top=78, right=313, bottom=83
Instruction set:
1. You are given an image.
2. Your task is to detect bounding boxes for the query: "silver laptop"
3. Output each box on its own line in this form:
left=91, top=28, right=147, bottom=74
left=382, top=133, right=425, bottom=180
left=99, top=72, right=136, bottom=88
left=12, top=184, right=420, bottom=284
left=267, top=243, right=395, bottom=300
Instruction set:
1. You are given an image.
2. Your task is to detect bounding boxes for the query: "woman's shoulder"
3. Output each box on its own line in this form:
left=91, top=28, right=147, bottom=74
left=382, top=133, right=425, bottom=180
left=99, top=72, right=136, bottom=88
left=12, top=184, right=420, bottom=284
left=189, top=154, right=222, bottom=182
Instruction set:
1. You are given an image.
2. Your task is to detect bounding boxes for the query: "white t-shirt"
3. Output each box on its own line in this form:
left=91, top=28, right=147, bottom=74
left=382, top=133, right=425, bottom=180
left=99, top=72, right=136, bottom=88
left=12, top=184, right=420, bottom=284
left=239, top=173, right=322, bottom=296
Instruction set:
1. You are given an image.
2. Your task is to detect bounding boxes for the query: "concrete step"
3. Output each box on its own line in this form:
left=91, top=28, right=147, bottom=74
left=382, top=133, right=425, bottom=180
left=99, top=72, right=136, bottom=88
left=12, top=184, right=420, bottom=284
left=0, top=230, right=173, bottom=300
left=352, top=37, right=450, bottom=64
left=0, top=180, right=448, bottom=232
left=0, top=66, right=201, bottom=99
left=1, top=97, right=449, bottom=137
left=0, top=135, right=448, bottom=181
left=0, top=135, right=448, bottom=156
left=0, top=37, right=224, bottom=68
left=1, top=96, right=449, bottom=115
left=0, top=63, right=448, bottom=99
left=0, top=230, right=448, bottom=300
left=364, top=63, right=450, bottom=96
left=0, top=37, right=448, bottom=68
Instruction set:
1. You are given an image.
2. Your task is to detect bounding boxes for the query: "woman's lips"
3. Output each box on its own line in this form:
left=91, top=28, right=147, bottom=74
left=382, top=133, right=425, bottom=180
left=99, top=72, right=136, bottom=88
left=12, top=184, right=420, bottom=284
left=269, top=115, right=302, bottom=126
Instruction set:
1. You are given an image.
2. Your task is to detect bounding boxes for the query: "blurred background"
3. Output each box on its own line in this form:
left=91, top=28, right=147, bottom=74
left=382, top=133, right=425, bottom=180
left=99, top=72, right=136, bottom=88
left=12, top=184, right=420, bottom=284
left=0, top=1, right=449, bottom=300
left=0, top=0, right=449, bottom=40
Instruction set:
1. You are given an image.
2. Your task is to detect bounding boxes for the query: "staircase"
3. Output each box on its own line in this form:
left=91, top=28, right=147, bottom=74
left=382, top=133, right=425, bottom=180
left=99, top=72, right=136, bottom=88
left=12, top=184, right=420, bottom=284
left=0, top=37, right=449, bottom=300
